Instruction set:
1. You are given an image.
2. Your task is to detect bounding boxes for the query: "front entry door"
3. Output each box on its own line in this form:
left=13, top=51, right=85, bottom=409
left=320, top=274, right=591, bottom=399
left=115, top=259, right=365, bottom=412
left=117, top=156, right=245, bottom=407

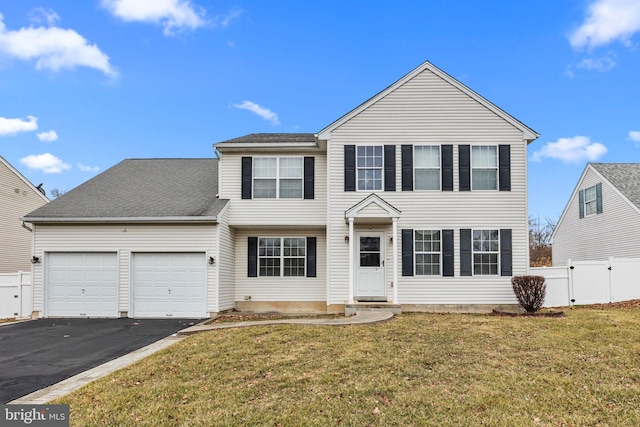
left=355, top=232, right=386, bottom=301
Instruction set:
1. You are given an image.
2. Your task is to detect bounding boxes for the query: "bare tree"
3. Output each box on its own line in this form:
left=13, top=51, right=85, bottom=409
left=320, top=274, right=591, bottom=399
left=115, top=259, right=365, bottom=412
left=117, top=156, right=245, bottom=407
left=529, top=216, right=556, bottom=267
left=50, top=188, right=65, bottom=199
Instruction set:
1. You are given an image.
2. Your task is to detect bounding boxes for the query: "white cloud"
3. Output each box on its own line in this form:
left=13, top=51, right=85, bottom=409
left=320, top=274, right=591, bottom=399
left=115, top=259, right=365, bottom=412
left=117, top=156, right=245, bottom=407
left=102, top=0, right=206, bottom=36
left=530, top=136, right=608, bottom=163
left=215, top=9, right=242, bottom=28
left=78, top=164, right=100, bottom=172
left=234, top=101, right=280, bottom=125
left=20, top=153, right=71, bottom=173
left=28, top=8, right=60, bottom=26
left=0, top=115, right=38, bottom=136
left=37, top=130, right=58, bottom=142
left=570, top=0, right=640, bottom=49
left=629, top=130, right=640, bottom=142
left=577, top=53, right=617, bottom=71
left=0, top=13, right=117, bottom=77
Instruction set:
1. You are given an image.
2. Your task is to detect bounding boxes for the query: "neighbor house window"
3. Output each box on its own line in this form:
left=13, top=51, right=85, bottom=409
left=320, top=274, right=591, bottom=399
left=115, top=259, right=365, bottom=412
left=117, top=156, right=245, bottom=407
left=471, top=146, right=498, bottom=190
left=253, top=157, right=303, bottom=199
left=357, top=146, right=383, bottom=191
left=583, top=185, right=598, bottom=216
left=473, top=229, right=499, bottom=275
left=415, top=230, right=441, bottom=275
left=258, top=237, right=306, bottom=277
left=414, top=146, right=440, bottom=190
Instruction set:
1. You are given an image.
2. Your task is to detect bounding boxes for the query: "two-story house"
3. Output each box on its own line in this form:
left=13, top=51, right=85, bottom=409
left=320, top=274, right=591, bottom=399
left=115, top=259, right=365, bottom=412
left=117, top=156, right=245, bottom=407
left=23, top=61, right=538, bottom=318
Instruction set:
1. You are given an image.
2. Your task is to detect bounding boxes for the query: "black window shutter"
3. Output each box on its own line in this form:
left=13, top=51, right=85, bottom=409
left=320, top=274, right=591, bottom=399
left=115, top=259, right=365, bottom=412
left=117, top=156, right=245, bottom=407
left=442, top=145, right=453, bottom=191
left=241, top=157, right=252, bottom=199
left=596, top=183, right=603, bottom=214
left=499, top=145, right=511, bottom=191
left=459, top=145, right=471, bottom=191
left=306, top=237, right=317, bottom=277
left=344, top=145, right=356, bottom=192
left=500, top=229, right=513, bottom=277
left=401, top=145, right=413, bottom=191
left=402, top=229, right=414, bottom=276
left=384, top=145, right=396, bottom=191
left=304, top=157, right=315, bottom=199
left=248, top=237, right=258, bottom=277
left=460, top=228, right=472, bottom=276
left=578, top=189, right=585, bottom=219
left=442, top=229, right=454, bottom=277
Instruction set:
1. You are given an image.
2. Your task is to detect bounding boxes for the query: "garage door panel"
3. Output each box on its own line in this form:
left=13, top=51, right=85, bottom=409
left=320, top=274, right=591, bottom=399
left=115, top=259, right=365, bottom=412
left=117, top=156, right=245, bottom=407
left=133, top=253, right=206, bottom=318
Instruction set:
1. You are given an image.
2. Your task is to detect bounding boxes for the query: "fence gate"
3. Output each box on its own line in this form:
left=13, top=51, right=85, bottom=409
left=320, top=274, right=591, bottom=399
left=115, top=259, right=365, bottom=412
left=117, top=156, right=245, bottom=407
left=571, top=261, right=610, bottom=305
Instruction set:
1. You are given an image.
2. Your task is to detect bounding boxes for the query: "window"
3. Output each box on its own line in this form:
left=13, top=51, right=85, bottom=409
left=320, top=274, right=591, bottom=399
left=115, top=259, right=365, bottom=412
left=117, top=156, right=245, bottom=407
left=414, top=146, right=440, bottom=190
left=357, top=146, right=383, bottom=191
left=253, top=157, right=303, bottom=199
left=473, top=229, right=499, bottom=275
left=415, top=230, right=441, bottom=275
left=471, top=146, right=497, bottom=190
left=583, top=185, right=597, bottom=216
left=258, top=237, right=306, bottom=277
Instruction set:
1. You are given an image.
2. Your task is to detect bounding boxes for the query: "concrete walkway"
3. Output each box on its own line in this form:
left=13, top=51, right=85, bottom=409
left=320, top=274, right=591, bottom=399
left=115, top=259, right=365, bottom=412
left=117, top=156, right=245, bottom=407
left=10, top=310, right=394, bottom=404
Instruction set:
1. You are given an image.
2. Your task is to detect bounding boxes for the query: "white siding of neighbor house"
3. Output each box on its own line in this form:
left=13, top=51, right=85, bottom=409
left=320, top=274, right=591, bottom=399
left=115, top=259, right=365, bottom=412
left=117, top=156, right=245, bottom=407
left=234, top=229, right=326, bottom=302
left=553, top=167, right=640, bottom=266
left=218, top=150, right=327, bottom=227
left=31, top=223, right=218, bottom=315
left=0, top=160, right=48, bottom=273
left=325, top=67, right=529, bottom=305
left=216, top=206, right=236, bottom=311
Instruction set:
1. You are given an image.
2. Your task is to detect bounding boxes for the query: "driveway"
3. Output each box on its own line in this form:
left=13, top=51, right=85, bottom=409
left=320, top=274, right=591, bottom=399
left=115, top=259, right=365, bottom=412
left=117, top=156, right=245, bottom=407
left=0, top=318, right=197, bottom=403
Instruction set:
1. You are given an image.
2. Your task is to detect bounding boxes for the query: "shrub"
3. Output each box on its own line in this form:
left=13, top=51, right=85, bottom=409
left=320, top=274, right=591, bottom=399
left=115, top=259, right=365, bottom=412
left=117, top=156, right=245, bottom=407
left=511, top=275, right=546, bottom=313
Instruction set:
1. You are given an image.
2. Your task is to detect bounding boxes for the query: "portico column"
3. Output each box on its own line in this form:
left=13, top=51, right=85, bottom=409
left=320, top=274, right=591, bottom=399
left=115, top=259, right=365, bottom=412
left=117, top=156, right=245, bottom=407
left=348, top=218, right=354, bottom=304
left=392, top=217, right=398, bottom=304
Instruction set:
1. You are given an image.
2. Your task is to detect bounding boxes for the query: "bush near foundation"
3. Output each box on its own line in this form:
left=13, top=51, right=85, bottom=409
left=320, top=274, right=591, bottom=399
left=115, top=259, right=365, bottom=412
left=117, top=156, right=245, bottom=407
left=511, top=275, right=546, bottom=313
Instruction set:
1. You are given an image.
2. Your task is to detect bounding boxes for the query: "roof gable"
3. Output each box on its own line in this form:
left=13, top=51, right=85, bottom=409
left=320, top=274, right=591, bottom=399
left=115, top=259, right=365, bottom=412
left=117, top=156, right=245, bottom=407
left=0, top=155, right=49, bottom=203
left=317, top=61, right=538, bottom=142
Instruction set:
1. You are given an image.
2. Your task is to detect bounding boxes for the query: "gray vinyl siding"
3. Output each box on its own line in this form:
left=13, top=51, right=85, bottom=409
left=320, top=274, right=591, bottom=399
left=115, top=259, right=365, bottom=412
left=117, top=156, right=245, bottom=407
left=216, top=206, right=236, bottom=311
left=553, top=167, right=640, bottom=265
left=218, top=151, right=327, bottom=227
left=31, top=224, right=218, bottom=314
left=0, top=162, right=48, bottom=273
left=234, top=229, right=326, bottom=302
left=326, top=67, right=529, bottom=305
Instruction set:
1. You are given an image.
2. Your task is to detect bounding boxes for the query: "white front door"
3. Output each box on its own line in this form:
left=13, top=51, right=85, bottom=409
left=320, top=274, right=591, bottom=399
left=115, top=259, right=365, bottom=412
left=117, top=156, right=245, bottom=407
left=355, top=232, right=386, bottom=301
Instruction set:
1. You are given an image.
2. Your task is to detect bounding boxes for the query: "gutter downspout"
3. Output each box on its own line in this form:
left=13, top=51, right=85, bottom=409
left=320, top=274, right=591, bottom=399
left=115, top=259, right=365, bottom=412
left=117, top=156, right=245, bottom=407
left=21, top=220, right=33, bottom=232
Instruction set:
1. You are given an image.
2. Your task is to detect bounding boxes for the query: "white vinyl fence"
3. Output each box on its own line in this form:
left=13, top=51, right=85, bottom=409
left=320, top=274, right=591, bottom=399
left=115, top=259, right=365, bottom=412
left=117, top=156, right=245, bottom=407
left=0, top=271, right=32, bottom=318
left=530, top=257, right=640, bottom=308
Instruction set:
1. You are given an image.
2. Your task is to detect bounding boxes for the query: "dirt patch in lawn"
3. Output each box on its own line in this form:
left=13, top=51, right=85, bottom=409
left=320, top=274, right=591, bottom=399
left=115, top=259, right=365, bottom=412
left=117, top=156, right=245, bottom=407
left=589, top=299, right=640, bottom=310
left=490, top=309, right=565, bottom=318
left=206, top=312, right=346, bottom=324
left=0, top=318, right=16, bottom=324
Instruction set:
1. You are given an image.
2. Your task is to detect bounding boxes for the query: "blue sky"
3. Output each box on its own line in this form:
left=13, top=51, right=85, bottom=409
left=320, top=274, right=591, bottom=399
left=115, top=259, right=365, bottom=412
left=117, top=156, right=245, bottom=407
left=1, top=0, right=639, bottom=221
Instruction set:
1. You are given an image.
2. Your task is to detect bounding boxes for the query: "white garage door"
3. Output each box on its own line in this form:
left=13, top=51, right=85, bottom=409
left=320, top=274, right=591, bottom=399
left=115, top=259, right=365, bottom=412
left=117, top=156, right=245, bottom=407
left=132, top=253, right=206, bottom=318
left=47, top=253, right=118, bottom=317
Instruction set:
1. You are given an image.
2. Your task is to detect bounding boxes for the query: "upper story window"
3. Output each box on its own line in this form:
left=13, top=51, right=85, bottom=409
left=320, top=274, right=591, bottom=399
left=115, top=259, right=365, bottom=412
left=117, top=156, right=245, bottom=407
left=471, top=146, right=498, bottom=190
left=415, top=230, right=441, bottom=275
left=473, top=229, right=499, bottom=275
left=414, top=146, right=440, bottom=190
left=253, top=157, right=303, bottom=199
left=579, top=183, right=603, bottom=218
left=357, top=146, right=383, bottom=191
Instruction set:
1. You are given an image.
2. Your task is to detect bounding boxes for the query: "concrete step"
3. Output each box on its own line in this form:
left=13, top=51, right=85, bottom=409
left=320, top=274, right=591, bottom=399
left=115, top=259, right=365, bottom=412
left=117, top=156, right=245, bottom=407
left=345, top=303, right=402, bottom=316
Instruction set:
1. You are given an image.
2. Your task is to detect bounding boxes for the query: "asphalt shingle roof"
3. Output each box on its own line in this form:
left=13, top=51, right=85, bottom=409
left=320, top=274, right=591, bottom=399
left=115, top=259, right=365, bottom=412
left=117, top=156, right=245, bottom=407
left=24, top=158, right=227, bottom=220
left=216, top=133, right=316, bottom=144
left=591, top=163, right=640, bottom=210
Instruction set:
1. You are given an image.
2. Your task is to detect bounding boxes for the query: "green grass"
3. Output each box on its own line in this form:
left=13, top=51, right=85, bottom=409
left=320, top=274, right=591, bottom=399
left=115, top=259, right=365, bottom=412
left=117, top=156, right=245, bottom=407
left=54, top=307, right=640, bottom=426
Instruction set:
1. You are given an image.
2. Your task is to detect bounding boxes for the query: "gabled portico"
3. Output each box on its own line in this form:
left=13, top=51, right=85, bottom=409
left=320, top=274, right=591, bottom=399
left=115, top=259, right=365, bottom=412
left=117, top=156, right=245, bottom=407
left=345, top=194, right=401, bottom=304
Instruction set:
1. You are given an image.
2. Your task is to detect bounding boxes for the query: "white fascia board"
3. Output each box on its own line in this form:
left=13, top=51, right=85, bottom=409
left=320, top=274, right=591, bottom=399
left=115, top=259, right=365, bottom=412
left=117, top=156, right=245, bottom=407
left=0, top=155, right=50, bottom=203
left=551, top=164, right=593, bottom=242
left=21, top=216, right=219, bottom=224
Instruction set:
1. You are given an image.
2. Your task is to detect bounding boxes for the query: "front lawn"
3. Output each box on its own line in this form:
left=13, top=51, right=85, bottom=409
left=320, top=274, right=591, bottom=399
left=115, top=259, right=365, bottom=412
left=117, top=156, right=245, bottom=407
left=54, top=306, right=640, bottom=426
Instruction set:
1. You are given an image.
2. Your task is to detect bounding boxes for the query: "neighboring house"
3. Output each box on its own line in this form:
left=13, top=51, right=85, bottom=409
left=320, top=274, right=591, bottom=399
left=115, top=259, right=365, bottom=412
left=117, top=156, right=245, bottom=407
left=552, top=163, right=640, bottom=266
left=23, top=61, right=539, bottom=318
left=0, top=156, right=49, bottom=274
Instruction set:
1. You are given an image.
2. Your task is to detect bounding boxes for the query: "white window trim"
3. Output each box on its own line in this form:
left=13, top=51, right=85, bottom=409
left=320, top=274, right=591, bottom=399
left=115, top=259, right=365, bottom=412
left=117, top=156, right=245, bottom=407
left=258, top=237, right=306, bottom=277
left=472, top=229, right=500, bottom=276
left=414, top=229, right=442, bottom=276
left=413, top=146, right=441, bottom=191
left=583, top=185, right=598, bottom=217
left=356, top=145, right=384, bottom=192
left=470, top=145, right=498, bottom=191
left=252, top=156, right=304, bottom=199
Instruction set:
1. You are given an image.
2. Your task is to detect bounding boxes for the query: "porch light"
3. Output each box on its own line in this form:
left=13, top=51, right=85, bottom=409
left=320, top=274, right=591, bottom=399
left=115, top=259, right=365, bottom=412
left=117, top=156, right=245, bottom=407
left=208, top=256, right=215, bottom=265
left=344, top=235, right=349, bottom=242
left=31, top=256, right=40, bottom=264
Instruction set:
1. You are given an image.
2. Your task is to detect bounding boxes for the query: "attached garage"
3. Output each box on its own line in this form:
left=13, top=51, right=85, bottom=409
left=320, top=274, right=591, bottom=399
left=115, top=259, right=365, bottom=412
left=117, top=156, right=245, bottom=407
left=46, top=252, right=118, bottom=317
left=132, top=253, right=207, bottom=318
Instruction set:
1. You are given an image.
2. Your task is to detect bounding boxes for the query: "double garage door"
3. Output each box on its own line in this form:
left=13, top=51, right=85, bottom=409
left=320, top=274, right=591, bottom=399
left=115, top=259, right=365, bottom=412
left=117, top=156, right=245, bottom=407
left=46, top=252, right=206, bottom=318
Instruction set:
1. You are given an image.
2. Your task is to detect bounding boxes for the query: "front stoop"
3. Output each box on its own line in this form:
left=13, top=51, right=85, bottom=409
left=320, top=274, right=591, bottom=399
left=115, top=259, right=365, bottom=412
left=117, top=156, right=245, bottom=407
left=345, top=303, right=402, bottom=316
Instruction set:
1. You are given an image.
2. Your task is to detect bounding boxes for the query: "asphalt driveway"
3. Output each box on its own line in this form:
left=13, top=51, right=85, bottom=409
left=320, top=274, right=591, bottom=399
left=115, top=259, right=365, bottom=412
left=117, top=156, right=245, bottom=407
left=0, top=318, right=198, bottom=403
